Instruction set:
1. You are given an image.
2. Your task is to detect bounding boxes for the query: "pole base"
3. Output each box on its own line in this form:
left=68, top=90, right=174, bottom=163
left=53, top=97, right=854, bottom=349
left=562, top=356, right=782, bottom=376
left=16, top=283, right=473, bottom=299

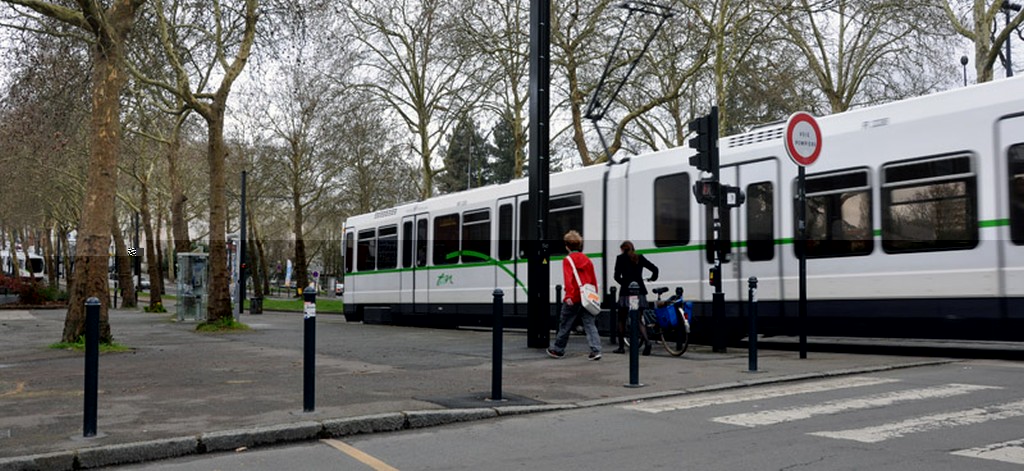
left=624, top=383, right=646, bottom=388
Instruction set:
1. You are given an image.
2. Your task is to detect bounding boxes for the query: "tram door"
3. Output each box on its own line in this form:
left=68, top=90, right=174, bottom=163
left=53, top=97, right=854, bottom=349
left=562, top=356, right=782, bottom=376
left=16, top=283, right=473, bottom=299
left=496, top=196, right=526, bottom=308
left=400, top=214, right=429, bottom=313
left=1000, top=116, right=1024, bottom=299
left=722, top=158, right=783, bottom=303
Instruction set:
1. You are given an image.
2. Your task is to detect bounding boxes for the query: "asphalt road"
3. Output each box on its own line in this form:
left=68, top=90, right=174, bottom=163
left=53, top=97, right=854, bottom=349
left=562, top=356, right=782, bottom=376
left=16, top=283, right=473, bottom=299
left=107, top=359, right=1024, bottom=470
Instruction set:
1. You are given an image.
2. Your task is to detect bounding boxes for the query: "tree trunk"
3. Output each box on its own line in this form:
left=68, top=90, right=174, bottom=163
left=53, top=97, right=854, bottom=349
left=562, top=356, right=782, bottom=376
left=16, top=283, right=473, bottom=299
left=168, top=127, right=192, bottom=255
left=205, top=106, right=232, bottom=322
left=248, top=211, right=263, bottom=299
left=292, top=188, right=309, bottom=292
left=43, top=226, right=57, bottom=288
left=252, top=216, right=270, bottom=296
left=140, top=180, right=162, bottom=307
left=112, top=215, right=137, bottom=308
left=62, top=38, right=129, bottom=344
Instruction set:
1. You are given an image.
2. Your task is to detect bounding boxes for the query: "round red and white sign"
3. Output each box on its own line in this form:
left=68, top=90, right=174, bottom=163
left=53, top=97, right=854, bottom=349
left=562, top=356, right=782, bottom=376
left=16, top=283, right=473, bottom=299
left=785, top=112, right=822, bottom=167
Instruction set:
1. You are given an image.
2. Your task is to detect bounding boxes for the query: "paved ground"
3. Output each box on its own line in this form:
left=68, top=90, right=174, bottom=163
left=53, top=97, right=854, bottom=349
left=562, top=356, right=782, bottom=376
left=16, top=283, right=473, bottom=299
left=0, top=303, right=952, bottom=470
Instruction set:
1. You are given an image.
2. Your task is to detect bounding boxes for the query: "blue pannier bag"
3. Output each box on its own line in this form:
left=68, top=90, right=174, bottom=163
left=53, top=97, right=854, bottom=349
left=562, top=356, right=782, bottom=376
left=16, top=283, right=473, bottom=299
left=654, top=304, right=678, bottom=328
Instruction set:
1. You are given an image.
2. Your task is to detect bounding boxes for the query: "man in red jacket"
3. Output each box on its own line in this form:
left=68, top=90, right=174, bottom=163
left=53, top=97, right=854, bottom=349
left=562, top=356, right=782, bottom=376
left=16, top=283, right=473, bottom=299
left=547, top=230, right=603, bottom=360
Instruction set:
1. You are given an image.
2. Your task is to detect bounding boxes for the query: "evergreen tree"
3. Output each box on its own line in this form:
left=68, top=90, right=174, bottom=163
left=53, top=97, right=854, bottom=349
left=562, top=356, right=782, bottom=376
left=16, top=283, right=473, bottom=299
left=438, top=116, right=495, bottom=193
left=490, top=113, right=521, bottom=184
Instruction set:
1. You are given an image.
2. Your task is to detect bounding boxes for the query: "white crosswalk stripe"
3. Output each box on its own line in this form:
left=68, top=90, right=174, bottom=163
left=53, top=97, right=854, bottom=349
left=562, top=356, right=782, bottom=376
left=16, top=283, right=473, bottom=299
left=810, top=399, right=1024, bottom=443
left=951, top=438, right=1024, bottom=465
left=623, top=376, right=899, bottom=414
left=713, top=383, right=999, bottom=427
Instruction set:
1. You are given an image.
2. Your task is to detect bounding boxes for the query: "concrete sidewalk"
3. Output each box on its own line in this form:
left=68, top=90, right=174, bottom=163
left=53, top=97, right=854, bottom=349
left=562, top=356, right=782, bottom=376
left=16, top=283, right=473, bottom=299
left=0, top=305, right=951, bottom=470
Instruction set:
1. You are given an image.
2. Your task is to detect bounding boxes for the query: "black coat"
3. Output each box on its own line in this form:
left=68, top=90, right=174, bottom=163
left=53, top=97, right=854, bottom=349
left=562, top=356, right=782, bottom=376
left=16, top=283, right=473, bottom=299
left=613, top=252, right=658, bottom=296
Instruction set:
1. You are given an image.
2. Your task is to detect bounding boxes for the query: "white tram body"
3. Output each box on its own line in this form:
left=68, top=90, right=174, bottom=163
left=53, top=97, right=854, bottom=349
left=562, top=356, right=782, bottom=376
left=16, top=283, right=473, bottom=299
left=343, top=76, right=1024, bottom=340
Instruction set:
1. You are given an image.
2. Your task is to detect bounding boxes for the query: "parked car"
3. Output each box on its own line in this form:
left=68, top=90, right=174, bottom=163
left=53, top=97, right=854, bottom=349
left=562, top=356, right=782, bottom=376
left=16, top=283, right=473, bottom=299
left=335, top=283, right=344, bottom=296
left=138, top=277, right=150, bottom=291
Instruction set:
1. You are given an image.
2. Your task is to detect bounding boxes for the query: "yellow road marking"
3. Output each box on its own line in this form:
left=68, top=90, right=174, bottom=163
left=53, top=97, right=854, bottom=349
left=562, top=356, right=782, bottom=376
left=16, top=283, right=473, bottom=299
left=322, top=439, right=399, bottom=471
left=0, top=382, right=25, bottom=398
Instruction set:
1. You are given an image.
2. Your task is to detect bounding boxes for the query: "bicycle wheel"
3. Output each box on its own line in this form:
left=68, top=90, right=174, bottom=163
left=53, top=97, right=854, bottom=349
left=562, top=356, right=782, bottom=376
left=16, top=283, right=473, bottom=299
left=660, top=307, right=689, bottom=356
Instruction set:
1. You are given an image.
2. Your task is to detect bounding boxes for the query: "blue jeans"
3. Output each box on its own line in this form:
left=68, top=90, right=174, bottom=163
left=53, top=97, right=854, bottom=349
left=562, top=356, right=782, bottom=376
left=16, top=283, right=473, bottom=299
left=550, top=302, right=602, bottom=354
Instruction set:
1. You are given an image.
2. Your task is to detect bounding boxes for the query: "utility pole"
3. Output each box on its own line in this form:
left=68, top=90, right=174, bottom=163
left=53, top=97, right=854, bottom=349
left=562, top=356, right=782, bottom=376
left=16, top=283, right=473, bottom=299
left=526, top=0, right=551, bottom=349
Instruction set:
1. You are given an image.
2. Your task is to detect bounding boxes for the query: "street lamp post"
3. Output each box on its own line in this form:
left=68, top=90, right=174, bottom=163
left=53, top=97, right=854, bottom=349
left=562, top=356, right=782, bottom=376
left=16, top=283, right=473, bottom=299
left=1003, top=0, right=1022, bottom=77
left=961, top=55, right=969, bottom=86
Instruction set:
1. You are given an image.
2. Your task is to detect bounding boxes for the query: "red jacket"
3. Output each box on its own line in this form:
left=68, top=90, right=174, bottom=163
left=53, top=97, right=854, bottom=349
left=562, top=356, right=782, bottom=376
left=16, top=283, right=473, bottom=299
left=562, top=252, right=598, bottom=304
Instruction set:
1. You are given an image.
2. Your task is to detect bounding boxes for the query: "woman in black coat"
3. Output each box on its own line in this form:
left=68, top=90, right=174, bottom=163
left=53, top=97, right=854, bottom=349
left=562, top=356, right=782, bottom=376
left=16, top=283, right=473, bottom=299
left=613, top=240, right=659, bottom=355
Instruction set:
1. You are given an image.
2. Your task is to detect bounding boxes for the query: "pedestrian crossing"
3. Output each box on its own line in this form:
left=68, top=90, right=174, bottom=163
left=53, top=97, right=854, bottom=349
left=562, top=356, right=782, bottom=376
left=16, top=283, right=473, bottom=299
left=621, top=375, right=1024, bottom=466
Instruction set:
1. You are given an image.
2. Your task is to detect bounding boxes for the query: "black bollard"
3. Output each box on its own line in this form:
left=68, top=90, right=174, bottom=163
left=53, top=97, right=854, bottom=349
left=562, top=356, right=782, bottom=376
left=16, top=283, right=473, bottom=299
left=303, top=285, right=316, bottom=412
left=608, top=286, right=617, bottom=345
left=625, top=282, right=644, bottom=388
left=84, top=297, right=100, bottom=437
left=748, top=277, right=758, bottom=372
left=491, top=289, right=504, bottom=401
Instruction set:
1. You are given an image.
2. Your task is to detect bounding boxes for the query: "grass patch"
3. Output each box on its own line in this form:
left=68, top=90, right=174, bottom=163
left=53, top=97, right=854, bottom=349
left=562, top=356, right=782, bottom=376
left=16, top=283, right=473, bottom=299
left=196, top=316, right=251, bottom=333
left=245, top=297, right=343, bottom=314
left=50, top=336, right=132, bottom=353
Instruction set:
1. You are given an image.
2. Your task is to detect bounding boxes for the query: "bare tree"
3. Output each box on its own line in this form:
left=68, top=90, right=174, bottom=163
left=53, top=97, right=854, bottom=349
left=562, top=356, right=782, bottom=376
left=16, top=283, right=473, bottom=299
left=346, top=0, right=483, bottom=198
left=131, top=0, right=258, bottom=322
left=459, top=0, right=529, bottom=178
left=943, top=0, right=1024, bottom=82
left=783, top=0, right=957, bottom=113
left=2, top=0, right=146, bottom=343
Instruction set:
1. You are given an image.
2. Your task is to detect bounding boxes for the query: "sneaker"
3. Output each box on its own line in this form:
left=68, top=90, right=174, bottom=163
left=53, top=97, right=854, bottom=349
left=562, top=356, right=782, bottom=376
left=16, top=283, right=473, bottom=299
left=642, top=340, right=652, bottom=356
left=612, top=347, right=625, bottom=354
left=546, top=348, right=565, bottom=359
left=588, top=352, right=602, bottom=361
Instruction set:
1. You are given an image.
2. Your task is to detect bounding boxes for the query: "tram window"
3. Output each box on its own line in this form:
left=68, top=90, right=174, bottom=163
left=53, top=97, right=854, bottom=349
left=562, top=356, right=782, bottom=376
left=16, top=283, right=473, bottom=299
left=794, top=168, right=874, bottom=258
left=433, top=213, right=460, bottom=265
left=518, top=194, right=585, bottom=257
left=498, top=204, right=513, bottom=261
left=549, top=194, right=584, bottom=256
left=882, top=155, right=977, bottom=253
left=1009, top=144, right=1024, bottom=245
left=654, top=173, right=690, bottom=247
left=746, top=181, right=774, bottom=261
left=402, top=221, right=413, bottom=268
left=357, top=229, right=376, bottom=271
left=377, top=225, right=398, bottom=269
left=416, top=219, right=428, bottom=267
left=344, top=231, right=354, bottom=273
left=462, top=209, right=491, bottom=262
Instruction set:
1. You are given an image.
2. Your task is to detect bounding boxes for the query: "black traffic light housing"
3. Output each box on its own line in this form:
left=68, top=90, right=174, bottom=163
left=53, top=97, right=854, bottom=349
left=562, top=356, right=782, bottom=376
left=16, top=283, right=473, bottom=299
left=688, top=107, right=719, bottom=174
left=693, top=179, right=719, bottom=205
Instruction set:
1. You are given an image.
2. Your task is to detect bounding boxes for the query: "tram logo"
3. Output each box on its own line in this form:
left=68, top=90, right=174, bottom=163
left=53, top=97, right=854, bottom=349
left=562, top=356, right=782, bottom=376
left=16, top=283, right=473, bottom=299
left=436, top=273, right=453, bottom=286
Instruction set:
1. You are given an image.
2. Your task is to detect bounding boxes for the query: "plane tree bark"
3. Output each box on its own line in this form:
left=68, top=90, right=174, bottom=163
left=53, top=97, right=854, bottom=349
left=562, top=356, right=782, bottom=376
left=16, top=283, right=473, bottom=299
left=2, top=0, right=146, bottom=343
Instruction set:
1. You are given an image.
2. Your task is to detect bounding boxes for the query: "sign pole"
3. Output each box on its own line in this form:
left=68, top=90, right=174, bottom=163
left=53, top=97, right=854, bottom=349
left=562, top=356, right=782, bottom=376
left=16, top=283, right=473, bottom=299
left=797, top=165, right=807, bottom=359
left=784, top=112, right=821, bottom=360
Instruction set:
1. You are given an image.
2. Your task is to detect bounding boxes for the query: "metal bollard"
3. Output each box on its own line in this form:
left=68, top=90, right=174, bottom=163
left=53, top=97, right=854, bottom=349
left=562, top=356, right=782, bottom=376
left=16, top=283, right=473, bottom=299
left=625, top=282, right=644, bottom=388
left=84, top=297, right=100, bottom=437
left=608, top=286, right=618, bottom=345
left=491, top=289, right=504, bottom=401
left=303, top=285, right=316, bottom=412
left=748, top=277, right=758, bottom=372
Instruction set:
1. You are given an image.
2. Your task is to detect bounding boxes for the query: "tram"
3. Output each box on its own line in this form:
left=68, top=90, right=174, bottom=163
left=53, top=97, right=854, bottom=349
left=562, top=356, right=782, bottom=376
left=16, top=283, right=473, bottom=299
left=342, top=76, right=1024, bottom=341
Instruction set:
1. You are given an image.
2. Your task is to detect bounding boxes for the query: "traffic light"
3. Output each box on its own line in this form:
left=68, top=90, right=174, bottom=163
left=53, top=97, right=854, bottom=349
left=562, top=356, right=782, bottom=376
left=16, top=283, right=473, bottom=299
left=687, top=107, right=719, bottom=174
left=692, top=179, right=719, bottom=205
left=709, top=266, right=720, bottom=289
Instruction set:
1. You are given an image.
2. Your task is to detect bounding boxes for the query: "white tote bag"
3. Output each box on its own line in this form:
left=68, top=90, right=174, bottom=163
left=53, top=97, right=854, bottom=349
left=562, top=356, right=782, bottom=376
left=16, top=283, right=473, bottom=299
left=566, top=255, right=601, bottom=315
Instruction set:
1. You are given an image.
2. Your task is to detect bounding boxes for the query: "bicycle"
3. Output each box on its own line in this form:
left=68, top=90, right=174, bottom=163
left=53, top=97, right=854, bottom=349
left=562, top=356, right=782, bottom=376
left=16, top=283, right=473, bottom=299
left=630, top=286, right=691, bottom=356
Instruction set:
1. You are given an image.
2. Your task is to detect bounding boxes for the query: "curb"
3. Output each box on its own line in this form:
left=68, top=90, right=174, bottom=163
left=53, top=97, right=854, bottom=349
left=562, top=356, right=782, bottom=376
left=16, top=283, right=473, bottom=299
left=0, top=360, right=954, bottom=470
